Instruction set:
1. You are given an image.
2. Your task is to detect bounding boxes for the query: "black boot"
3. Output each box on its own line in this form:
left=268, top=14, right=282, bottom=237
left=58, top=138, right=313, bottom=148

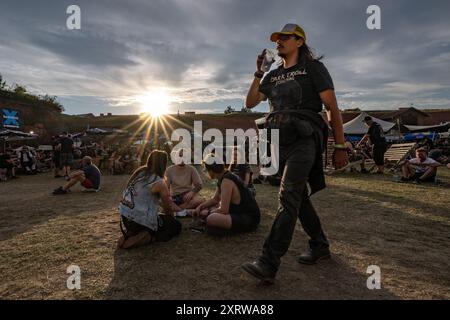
left=297, top=247, right=331, bottom=265
left=241, top=260, right=276, bottom=284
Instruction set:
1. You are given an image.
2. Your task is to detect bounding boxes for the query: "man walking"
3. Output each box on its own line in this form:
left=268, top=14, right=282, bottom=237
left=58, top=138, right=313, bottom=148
left=241, top=23, right=348, bottom=283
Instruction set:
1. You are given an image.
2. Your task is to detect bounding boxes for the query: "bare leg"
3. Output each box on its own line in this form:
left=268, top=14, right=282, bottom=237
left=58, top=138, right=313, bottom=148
left=402, top=163, right=415, bottom=179
left=121, top=231, right=153, bottom=249
left=63, top=173, right=85, bottom=191
left=206, top=213, right=232, bottom=230
left=419, top=167, right=437, bottom=181
left=180, top=195, right=205, bottom=210
left=199, top=205, right=219, bottom=219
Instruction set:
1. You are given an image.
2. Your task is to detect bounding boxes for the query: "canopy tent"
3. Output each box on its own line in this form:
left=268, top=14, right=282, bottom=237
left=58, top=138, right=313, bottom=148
left=86, top=127, right=110, bottom=135
left=0, top=129, right=38, bottom=151
left=403, top=132, right=439, bottom=141
left=404, top=122, right=450, bottom=133
left=343, top=112, right=396, bottom=135
left=0, top=129, right=38, bottom=141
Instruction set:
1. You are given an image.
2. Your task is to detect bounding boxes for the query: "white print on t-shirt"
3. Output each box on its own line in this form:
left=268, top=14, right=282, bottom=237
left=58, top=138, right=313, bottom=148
left=408, top=157, right=438, bottom=173
left=271, top=69, right=307, bottom=86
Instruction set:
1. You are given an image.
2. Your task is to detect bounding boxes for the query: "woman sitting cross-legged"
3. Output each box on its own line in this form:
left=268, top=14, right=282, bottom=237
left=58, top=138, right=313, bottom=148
left=191, top=154, right=260, bottom=234
left=117, top=150, right=181, bottom=249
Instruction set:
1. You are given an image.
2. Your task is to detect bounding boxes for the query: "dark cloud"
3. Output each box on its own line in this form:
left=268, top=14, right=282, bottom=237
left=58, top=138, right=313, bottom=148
left=0, top=0, right=449, bottom=114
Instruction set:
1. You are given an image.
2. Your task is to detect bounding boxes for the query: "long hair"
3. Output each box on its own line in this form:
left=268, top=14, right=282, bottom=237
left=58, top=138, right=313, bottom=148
left=297, top=42, right=323, bottom=66
left=126, top=150, right=168, bottom=186
left=277, top=39, right=323, bottom=67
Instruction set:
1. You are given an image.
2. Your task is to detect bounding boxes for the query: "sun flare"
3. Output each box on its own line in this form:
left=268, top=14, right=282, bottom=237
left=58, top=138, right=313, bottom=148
left=138, top=90, right=171, bottom=117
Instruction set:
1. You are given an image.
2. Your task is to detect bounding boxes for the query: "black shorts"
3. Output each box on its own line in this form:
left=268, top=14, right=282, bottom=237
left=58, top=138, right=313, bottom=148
left=53, top=154, right=61, bottom=167
left=373, top=144, right=387, bottom=166
left=413, top=172, right=436, bottom=182
left=230, top=213, right=260, bottom=233
left=171, top=191, right=189, bottom=206
left=121, top=214, right=181, bottom=242
left=60, top=153, right=73, bottom=166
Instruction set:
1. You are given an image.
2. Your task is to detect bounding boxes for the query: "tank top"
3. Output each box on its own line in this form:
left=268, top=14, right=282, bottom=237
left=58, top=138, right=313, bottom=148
left=119, top=172, right=161, bottom=231
left=218, top=171, right=260, bottom=219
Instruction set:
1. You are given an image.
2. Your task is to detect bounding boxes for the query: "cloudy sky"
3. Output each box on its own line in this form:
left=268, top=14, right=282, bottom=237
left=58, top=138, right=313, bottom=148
left=1, top=0, right=449, bottom=115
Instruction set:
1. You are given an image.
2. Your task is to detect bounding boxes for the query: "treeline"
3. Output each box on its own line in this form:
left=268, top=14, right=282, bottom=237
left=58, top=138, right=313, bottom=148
left=0, top=74, right=64, bottom=113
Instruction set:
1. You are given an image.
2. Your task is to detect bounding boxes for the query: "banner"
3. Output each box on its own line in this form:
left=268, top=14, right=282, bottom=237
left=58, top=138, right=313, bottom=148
left=2, top=108, right=20, bottom=129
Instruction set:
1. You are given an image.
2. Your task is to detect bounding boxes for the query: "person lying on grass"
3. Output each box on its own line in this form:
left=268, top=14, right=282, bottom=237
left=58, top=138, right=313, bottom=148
left=117, top=150, right=181, bottom=249
left=191, top=154, right=260, bottom=234
left=400, top=148, right=440, bottom=183
left=53, top=156, right=101, bottom=195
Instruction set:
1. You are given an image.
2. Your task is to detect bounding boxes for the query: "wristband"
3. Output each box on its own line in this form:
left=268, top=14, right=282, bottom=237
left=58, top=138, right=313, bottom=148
left=254, top=70, right=264, bottom=79
left=334, top=144, right=347, bottom=149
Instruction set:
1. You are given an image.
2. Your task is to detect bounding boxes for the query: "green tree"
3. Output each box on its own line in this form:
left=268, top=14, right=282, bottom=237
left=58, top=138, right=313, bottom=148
left=0, top=74, right=6, bottom=90
left=13, top=84, right=27, bottom=95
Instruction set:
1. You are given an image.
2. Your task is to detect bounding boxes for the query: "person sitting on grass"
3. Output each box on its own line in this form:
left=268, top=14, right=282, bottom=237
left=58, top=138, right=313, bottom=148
left=19, top=146, right=37, bottom=175
left=400, top=148, right=440, bottom=183
left=53, top=156, right=101, bottom=195
left=0, top=148, right=18, bottom=180
left=191, top=154, right=260, bottom=234
left=164, top=150, right=204, bottom=217
left=117, top=150, right=181, bottom=249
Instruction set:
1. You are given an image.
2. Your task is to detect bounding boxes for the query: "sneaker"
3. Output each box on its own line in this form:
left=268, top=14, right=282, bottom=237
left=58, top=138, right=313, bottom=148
left=52, top=186, right=68, bottom=195
left=297, top=247, right=331, bottom=265
left=189, top=219, right=206, bottom=233
left=241, top=260, right=276, bottom=284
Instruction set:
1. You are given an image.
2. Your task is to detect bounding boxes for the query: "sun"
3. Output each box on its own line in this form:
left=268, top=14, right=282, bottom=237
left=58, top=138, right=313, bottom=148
left=138, top=90, right=171, bottom=117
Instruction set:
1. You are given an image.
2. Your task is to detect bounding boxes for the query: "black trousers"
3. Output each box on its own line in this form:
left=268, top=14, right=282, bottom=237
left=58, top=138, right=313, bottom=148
left=259, top=136, right=329, bottom=271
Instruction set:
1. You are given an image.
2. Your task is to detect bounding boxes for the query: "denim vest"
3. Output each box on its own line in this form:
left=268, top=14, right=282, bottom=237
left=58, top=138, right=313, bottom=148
left=119, top=173, right=161, bottom=231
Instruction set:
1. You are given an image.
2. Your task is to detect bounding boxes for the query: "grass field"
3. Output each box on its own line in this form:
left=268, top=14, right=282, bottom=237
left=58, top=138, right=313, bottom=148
left=0, top=169, right=449, bottom=300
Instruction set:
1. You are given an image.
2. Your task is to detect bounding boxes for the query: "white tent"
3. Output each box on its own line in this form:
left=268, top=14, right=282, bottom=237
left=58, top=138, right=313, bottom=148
left=343, top=112, right=396, bottom=135
left=404, top=122, right=450, bottom=132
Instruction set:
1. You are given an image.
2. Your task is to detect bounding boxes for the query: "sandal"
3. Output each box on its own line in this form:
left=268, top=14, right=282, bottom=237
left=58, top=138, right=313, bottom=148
left=189, top=219, right=206, bottom=233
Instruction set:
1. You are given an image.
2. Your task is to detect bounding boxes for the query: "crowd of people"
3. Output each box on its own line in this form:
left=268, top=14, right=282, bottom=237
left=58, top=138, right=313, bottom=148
left=0, top=145, right=53, bottom=181
left=117, top=147, right=261, bottom=248
left=2, top=23, right=450, bottom=287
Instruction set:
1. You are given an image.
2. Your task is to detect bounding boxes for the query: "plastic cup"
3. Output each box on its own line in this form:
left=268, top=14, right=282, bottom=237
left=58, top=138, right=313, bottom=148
left=261, top=49, right=277, bottom=72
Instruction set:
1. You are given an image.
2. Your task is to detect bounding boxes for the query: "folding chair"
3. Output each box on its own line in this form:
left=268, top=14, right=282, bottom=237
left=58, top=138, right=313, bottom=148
left=384, top=143, right=417, bottom=172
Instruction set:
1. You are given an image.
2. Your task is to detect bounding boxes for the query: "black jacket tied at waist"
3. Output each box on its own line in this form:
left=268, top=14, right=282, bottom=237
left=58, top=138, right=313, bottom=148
left=265, top=109, right=329, bottom=195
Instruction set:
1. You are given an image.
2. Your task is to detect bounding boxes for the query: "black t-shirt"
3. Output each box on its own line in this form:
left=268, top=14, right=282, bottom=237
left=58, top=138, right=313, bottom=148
left=59, top=137, right=74, bottom=153
left=259, top=60, right=334, bottom=113
left=368, top=122, right=386, bottom=146
left=82, top=164, right=101, bottom=189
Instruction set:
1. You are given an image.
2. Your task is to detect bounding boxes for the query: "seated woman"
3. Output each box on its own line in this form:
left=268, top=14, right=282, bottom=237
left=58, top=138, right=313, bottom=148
left=192, top=154, right=260, bottom=234
left=117, top=150, right=181, bottom=249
